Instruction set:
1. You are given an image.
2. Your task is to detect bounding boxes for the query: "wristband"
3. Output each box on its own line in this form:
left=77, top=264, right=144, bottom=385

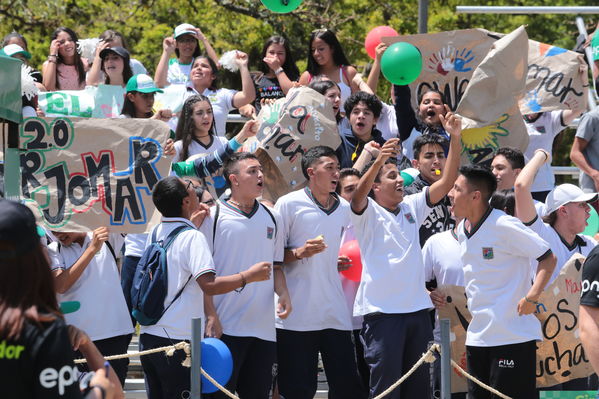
left=235, top=272, right=247, bottom=292
left=229, top=137, right=243, bottom=151
left=274, top=67, right=284, bottom=75
left=524, top=295, right=539, bottom=305
left=363, top=147, right=374, bottom=158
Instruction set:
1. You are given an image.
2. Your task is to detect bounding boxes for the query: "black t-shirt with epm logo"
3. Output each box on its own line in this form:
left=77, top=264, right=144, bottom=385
left=581, top=245, right=599, bottom=308
left=0, top=316, right=82, bottom=398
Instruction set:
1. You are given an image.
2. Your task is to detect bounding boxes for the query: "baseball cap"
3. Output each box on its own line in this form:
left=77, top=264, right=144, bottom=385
left=0, top=200, right=45, bottom=259
left=99, top=46, right=130, bottom=60
left=544, top=184, right=598, bottom=215
left=174, top=23, right=197, bottom=39
left=0, top=43, right=31, bottom=60
left=125, top=74, right=164, bottom=93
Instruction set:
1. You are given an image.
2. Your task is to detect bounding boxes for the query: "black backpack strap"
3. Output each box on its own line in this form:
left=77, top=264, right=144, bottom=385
left=160, top=224, right=195, bottom=315
left=211, top=202, right=220, bottom=254
left=260, top=203, right=277, bottom=237
left=104, top=241, right=117, bottom=265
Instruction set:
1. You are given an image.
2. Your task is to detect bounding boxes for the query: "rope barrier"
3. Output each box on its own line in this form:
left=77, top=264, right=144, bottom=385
left=73, top=339, right=513, bottom=399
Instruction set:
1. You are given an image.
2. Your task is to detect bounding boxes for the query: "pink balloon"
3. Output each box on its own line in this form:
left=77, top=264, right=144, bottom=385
left=365, top=26, right=399, bottom=59
left=339, top=240, right=363, bottom=282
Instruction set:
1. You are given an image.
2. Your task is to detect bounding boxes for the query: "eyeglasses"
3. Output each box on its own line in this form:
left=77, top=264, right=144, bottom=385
left=185, top=180, right=197, bottom=191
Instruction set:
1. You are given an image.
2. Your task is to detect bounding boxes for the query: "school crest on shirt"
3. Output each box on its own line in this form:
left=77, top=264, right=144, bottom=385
left=266, top=227, right=274, bottom=239
left=482, top=247, right=494, bottom=259
left=404, top=213, right=415, bottom=224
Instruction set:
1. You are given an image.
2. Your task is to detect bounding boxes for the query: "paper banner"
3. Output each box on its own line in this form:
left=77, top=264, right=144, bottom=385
left=243, top=87, right=341, bottom=202
left=456, top=26, right=529, bottom=166
left=154, top=84, right=187, bottom=114
left=521, top=40, right=588, bottom=115
left=10, top=117, right=171, bottom=233
left=38, top=85, right=126, bottom=119
left=437, top=253, right=594, bottom=392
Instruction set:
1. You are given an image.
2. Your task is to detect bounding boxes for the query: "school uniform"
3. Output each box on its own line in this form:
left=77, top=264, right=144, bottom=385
left=275, top=188, right=366, bottom=399
left=423, top=229, right=466, bottom=398
left=457, top=208, right=551, bottom=399
left=199, top=200, right=283, bottom=398
left=48, top=233, right=133, bottom=385
left=139, top=217, right=215, bottom=399
left=351, top=189, right=434, bottom=399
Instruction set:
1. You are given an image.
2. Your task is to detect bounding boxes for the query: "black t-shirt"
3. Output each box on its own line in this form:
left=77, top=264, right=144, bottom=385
left=253, top=74, right=285, bottom=112
left=581, top=245, right=599, bottom=307
left=1, top=316, right=82, bottom=398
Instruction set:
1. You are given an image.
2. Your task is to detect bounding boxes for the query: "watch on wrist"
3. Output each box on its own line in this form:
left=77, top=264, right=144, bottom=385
left=274, top=67, right=284, bottom=75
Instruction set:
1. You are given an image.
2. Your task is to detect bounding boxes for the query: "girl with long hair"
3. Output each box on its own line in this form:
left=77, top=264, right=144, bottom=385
left=42, top=27, right=89, bottom=91
left=86, top=45, right=133, bottom=88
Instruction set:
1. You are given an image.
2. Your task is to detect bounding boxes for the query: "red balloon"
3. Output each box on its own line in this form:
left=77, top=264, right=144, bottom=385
left=364, top=26, right=399, bottom=59
left=339, top=240, right=363, bottom=282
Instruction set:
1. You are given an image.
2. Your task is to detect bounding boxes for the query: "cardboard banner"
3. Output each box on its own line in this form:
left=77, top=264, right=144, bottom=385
left=456, top=26, right=529, bottom=166
left=243, top=87, right=340, bottom=202
left=535, top=253, right=594, bottom=387
left=521, top=40, right=588, bottom=115
left=38, top=85, right=126, bottom=119
left=12, top=117, right=171, bottom=233
left=437, top=253, right=594, bottom=392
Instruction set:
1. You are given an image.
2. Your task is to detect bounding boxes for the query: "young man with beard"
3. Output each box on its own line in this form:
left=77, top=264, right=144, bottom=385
left=199, top=153, right=292, bottom=398
left=404, top=134, right=454, bottom=246
left=349, top=110, right=462, bottom=398
left=275, top=146, right=367, bottom=399
left=447, top=165, right=556, bottom=399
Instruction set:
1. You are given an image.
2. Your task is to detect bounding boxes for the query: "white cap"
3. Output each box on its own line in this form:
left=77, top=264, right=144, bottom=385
left=174, top=23, right=197, bottom=39
left=544, top=184, right=597, bottom=215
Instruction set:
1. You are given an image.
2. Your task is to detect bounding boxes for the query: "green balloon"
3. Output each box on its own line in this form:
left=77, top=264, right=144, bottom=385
left=381, top=42, right=423, bottom=85
left=583, top=206, right=599, bottom=236
left=260, top=0, right=303, bottom=13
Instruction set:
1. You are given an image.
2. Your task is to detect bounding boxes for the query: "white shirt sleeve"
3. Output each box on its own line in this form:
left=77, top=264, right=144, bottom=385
left=500, top=216, right=551, bottom=261
left=47, top=241, right=65, bottom=271
left=404, top=187, right=433, bottom=226
left=422, top=237, right=435, bottom=282
left=274, top=198, right=291, bottom=248
left=272, top=209, right=285, bottom=263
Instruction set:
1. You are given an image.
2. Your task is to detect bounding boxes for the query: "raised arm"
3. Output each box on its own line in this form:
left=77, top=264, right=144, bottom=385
left=195, top=28, right=219, bottom=67
left=86, top=41, right=110, bottom=86
left=351, top=138, right=399, bottom=213
left=514, top=150, right=549, bottom=222
left=428, top=111, right=462, bottom=205
left=262, top=55, right=297, bottom=95
left=52, top=227, right=108, bottom=294
left=154, top=37, right=176, bottom=88
left=232, top=52, right=256, bottom=108
left=366, top=43, right=387, bottom=95
left=42, top=39, right=62, bottom=91
left=393, top=84, right=418, bottom=141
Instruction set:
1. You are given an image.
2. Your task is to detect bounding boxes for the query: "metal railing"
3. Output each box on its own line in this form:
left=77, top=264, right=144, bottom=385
left=456, top=6, right=599, bottom=14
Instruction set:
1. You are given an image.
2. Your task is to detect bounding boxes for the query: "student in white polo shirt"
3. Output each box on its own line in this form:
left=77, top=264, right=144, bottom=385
left=349, top=109, right=461, bottom=399
left=275, top=146, right=367, bottom=399
left=448, top=164, right=557, bottom=399
left=199, top=153, right=292, bottom=398
left=48, top=227, right=133, bottom=386
left=140, top=176, right=271, bottom=399
left=515, top=150, right=598, bottom=391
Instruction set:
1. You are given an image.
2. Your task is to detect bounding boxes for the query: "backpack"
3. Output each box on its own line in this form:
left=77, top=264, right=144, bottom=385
left=130, top=225, right=193, bottom=326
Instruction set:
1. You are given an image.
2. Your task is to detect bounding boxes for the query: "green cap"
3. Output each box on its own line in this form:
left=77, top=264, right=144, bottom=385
left=0, top=44, right=31, bottom=60
left=125, top=74, right=164, bottom=93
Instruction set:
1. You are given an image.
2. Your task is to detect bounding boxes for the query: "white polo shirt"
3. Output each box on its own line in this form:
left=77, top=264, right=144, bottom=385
left=423, top=229, right=464, bottom=342
left=458, top=208, right=551, bottom=347
left=524, top=111, right=565, bottom=193
left=172, top=135, right=228, bottom=163
left=350, top=189, right=434, bottom=316
left=199, top=201, right=284, bottom=342
left=140, top=217, right=215, bottom=340
left=49, top=233, right=133, bottom=341
left=274, top=188, right=352, bottom=331
left=525, top=215, right=596, bottom=285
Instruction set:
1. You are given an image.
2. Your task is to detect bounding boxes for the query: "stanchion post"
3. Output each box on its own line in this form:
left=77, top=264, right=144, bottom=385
left=191, top=317, right=202, bottom=399
left=440, top=318, right=451, bottom=399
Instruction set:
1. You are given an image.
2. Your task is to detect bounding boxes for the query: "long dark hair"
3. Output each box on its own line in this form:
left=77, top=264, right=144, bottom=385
left=175, top=94, right=216, bottom=161
left=308, top=79, right=342, bottom=122
left=121, top=92, right=153, bottom=118
left=306, top=29, right=351, bottom=77
left=2, top=32, right=28, bottom=49
left=191, top=56, right=219, bottom=91
left=259, top=35, right=300, bottom=81
left=0, top=243, right=61, bottom=340
left=51, top=27, right=86, bottom=89
left=102, top=50, right=133, bottom=86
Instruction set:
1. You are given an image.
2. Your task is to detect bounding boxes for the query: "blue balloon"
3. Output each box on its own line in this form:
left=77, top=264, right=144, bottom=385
left=201, top=338, right=233, bottom=393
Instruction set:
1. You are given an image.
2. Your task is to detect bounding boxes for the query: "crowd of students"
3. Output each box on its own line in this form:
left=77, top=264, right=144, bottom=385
left=2, top=22, right=599, bottom=399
